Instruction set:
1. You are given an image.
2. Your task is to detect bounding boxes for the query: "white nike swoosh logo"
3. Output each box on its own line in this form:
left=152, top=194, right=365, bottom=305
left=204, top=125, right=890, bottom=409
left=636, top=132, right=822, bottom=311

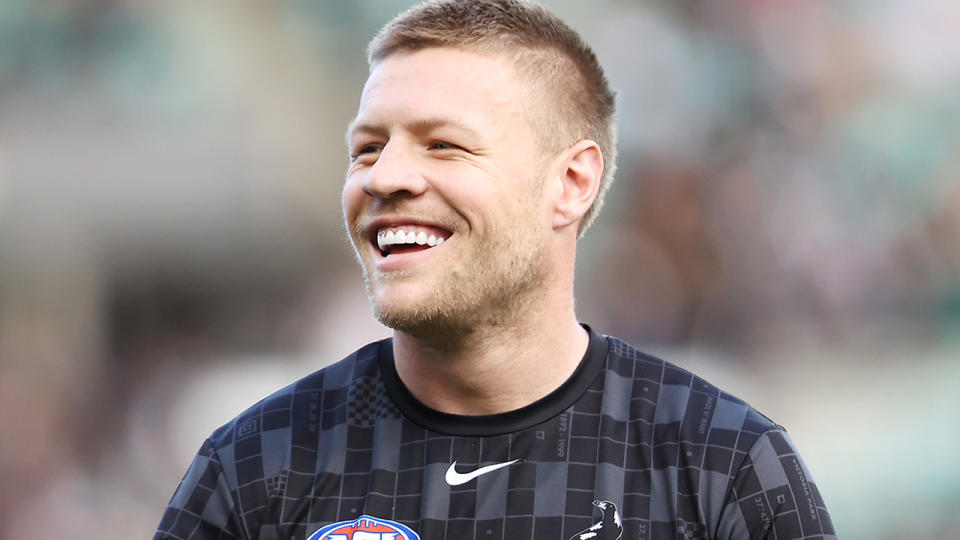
left=444, top=459, right=519, bottom=486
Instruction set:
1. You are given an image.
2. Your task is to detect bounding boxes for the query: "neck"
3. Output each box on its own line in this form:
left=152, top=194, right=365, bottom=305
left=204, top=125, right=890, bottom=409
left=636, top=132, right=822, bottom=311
left=391, top=292, right=588, bottom=416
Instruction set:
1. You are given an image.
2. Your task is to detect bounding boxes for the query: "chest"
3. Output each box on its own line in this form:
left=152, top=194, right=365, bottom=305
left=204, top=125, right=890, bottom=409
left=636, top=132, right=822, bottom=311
left=252, top=413, right=663, bottom=540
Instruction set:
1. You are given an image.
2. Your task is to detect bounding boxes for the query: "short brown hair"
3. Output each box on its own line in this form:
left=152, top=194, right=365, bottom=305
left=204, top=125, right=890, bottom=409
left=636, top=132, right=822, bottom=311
left=368, top=0, right=617, bottom=236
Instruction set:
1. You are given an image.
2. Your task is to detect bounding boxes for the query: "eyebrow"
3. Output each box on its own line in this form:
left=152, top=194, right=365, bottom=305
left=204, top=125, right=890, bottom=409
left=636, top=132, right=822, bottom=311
left=346, top=116, right=484, bottom=144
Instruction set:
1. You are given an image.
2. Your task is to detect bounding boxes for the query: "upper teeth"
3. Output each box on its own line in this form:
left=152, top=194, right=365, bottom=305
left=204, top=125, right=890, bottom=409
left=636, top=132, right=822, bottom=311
left=377, top=229, right=445, bottom=251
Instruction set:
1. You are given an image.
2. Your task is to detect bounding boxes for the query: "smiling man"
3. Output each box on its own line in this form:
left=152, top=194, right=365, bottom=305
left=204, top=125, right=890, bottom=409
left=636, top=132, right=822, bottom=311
left=343, top=43, right=599, bottom=415
left=156, top=2, right=834, bottom=539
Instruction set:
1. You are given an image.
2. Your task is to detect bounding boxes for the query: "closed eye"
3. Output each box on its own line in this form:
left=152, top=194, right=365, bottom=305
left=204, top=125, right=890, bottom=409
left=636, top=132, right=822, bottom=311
left=429, top=140, right=463, bottom=152
left=350, top=143, right=382, bottom=161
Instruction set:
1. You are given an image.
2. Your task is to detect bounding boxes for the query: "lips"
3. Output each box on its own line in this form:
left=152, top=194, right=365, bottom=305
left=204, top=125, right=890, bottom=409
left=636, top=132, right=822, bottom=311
left=368, top=222, right=453, bottom=257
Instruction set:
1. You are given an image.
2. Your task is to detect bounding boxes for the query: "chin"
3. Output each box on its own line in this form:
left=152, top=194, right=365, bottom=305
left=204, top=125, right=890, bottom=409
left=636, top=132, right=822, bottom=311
left=374, top=300, right=446, bottom=334
left=368, top=288, right=478, bottom=347
left=367, top=282, right=432, bottom=325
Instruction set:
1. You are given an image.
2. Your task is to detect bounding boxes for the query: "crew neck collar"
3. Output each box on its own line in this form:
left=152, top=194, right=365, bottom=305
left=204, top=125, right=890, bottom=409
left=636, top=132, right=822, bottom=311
left=378, top=325, right=608, bottom=436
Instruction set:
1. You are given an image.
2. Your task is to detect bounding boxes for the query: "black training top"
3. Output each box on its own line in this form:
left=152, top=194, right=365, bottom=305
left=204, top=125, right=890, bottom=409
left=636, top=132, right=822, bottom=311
left=156, top=327, right=835, bottom=540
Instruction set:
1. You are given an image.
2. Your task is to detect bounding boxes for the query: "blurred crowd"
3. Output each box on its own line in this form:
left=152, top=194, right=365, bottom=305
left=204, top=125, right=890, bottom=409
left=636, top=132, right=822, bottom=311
left=0, top=1, right=957, bottom=538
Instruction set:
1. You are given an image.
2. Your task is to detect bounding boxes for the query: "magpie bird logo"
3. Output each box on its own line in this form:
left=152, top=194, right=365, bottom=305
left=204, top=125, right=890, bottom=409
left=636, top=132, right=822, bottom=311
left=568, top=500, right=622, bottom=540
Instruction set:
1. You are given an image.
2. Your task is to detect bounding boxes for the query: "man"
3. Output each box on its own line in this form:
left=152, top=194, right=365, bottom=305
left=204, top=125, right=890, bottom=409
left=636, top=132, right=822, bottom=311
left=156, top=1, right=835, bottom=539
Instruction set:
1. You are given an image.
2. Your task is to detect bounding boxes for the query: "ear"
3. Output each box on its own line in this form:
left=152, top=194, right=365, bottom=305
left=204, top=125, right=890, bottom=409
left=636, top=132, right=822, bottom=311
left=551, top=140, right=604, bottom=231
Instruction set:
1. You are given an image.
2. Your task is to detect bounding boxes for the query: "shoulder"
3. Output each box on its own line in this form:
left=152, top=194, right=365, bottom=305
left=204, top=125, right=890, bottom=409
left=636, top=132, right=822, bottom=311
left=601, top=333, right=815, bottom=533
left=601, top=333, right=779, bottom=451
left=205, top=339, right=388, bottom=454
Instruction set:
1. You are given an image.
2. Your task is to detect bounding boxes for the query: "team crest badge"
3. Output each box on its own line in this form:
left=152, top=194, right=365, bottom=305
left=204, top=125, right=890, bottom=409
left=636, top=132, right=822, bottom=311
left=307, top=515, right=421, bottom=540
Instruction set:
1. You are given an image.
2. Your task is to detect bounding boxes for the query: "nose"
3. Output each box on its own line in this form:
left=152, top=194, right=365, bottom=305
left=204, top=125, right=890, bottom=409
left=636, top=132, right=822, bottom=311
left=361, top=139, right=428, bottom=200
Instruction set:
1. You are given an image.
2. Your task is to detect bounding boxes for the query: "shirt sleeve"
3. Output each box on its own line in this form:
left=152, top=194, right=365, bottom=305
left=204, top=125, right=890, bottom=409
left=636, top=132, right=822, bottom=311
left=715, top=428, right=836, bottom=540
left=155, top=439, right=246, bottom=540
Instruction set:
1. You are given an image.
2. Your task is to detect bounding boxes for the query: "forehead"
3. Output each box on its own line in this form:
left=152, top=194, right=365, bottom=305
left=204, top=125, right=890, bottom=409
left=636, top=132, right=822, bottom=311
left=350, top=48, right=533, bottom=137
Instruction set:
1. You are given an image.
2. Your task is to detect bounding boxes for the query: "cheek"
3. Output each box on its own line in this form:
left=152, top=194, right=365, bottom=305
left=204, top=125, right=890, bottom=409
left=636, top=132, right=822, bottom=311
left=341, top=174, right=363, bottom=222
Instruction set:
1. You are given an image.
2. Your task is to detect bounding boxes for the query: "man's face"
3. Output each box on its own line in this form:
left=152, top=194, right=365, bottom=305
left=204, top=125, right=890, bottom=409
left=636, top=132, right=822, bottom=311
left=343, top=47, right=558, bottom=341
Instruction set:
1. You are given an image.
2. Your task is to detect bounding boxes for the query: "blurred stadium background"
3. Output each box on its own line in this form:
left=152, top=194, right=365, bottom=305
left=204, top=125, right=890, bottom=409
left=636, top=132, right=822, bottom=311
left=1, top=0, right=958, bottom=538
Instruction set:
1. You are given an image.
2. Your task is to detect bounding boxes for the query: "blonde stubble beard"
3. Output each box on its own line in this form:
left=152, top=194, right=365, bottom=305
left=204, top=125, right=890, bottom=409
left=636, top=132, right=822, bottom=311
left=355, top=183, right=553, bottom=352
left=367, top=221, right=551, bottom=353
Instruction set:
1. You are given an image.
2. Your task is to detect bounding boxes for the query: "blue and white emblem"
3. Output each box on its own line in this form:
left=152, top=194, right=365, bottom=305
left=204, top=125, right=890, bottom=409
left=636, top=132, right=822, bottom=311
left=307, top=515, right=420, bottom=540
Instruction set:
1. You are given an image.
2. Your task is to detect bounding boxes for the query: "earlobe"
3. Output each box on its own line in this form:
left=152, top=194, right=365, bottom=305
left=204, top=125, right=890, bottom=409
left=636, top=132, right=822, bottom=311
left=553, top=140, right=604, bottom=230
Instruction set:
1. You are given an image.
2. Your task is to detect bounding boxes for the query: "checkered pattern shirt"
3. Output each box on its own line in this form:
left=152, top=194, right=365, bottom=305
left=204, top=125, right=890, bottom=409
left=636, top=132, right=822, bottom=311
left=156, top=327, right=835, bottom=539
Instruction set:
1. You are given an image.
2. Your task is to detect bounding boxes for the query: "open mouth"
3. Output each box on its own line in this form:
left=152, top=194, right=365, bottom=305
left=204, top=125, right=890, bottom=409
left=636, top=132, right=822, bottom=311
left=374, top=225, right=452, bottom=257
